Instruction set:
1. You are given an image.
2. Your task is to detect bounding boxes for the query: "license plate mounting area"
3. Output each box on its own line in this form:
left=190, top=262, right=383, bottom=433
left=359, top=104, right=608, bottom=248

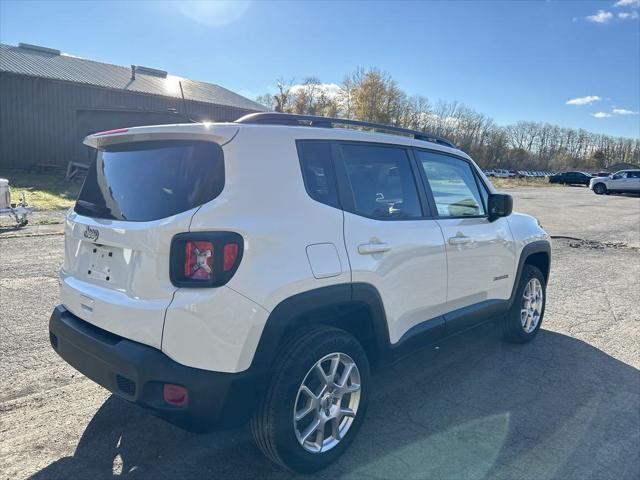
left=88, top=246, right=114, bottom=282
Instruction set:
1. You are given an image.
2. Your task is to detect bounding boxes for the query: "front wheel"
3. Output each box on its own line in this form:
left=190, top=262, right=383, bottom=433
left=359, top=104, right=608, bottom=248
left=593, top=183, right=608, bottom=195
left=251, top=326, right=370, bottom=473
left=503, top=265, right=546, bottom=343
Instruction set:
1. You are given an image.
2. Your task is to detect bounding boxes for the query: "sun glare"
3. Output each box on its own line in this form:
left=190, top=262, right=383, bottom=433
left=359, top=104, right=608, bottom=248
left=175, top=1, right=251, bottom=27
left=164, top=74, right=183, bottom=96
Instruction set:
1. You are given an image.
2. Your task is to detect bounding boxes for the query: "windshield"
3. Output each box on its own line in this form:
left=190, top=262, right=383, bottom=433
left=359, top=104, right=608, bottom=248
left=75, top=140, right=224, bottom=221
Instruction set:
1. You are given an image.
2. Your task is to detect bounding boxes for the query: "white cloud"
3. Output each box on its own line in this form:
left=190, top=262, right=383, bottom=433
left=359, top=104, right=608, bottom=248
left=612, top=108, right=639, bottom=115
left=614, top=0, right=640, bottom=7
left=586, top=10, right=614, bottom=23
left=289, top=82, right=343, bottom=99
left=618, top=11, right=639, bottom=19
left=566, top=95, right=602, bottom=106
left=592, top=112, right=612, bottom=118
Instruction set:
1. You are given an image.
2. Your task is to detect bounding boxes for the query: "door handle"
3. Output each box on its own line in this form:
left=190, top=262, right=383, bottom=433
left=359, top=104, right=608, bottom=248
left=448, top=235, right=473, bottom=246
left=358, top=242, right=392, bottom=255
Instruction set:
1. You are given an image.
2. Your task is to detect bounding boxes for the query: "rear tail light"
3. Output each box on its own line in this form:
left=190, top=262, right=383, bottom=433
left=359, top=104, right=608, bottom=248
left=223, top=243, right=239, bottom=272
left=170, top=232, right=243, bottom=287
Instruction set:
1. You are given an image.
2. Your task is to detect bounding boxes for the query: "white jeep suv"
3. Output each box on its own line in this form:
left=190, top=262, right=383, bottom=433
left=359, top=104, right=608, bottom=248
left=589, top=170, right=640, bottom=195
left=49, top=113, right=550, bottom=473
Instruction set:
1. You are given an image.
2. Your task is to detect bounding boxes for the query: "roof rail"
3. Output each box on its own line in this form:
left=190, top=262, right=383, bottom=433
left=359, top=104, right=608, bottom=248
left=235, top=112, right=456, bottom=148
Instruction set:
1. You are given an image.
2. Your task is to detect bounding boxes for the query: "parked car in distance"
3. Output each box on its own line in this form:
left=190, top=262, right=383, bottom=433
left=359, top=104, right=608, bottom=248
left=492, top=169, right=512, bottom=178
left=593, top=171, right=610, bottom=177
left=48, top=113, right=551, bottom=473
left=589, top=170, right=640, bottom=195
left=548, top=171, right=593, bottom=186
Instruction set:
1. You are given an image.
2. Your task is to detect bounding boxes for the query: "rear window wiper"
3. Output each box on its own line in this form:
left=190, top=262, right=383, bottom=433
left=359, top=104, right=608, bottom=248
left=75, top=200, right=112, bottom=217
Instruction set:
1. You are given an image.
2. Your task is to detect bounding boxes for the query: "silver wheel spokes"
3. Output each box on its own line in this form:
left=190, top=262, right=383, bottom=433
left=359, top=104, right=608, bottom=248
left=521, top=277, right=543, bottom=333
left=293, top=352, right=361, bottom=454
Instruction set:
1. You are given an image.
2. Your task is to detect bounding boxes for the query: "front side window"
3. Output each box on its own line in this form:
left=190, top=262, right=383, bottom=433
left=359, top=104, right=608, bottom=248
left=416, top=151, right=486, bottom=217
left=613, top=171, right=628, bottom=179
left=338, top=144, right=422, bottom=219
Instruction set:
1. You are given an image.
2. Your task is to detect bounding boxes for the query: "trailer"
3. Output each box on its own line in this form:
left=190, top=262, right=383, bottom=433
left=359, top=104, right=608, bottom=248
left=0, top=178, right=35, bottom=228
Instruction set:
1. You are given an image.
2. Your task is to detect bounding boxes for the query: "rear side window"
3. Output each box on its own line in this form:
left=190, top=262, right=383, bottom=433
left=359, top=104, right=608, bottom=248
left=337, top=144, right=422, bottom=220
left=75, top=140, right=224, bottom=221
left=297, top=141, right=340, bottom=208
left=416, top=150, right=486, bottom=217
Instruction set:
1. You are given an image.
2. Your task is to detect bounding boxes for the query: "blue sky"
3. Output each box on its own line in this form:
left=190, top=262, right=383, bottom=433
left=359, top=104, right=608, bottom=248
left=1, top=0, right=639, bottom=138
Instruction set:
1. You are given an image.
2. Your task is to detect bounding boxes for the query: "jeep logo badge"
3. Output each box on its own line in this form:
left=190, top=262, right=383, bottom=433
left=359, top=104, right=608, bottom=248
left=83, top=225, right=99, bottom=242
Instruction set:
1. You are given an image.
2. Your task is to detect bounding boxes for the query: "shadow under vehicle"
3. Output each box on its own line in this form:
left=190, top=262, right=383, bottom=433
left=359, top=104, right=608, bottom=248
left=32, top=327, right=640, bottom=480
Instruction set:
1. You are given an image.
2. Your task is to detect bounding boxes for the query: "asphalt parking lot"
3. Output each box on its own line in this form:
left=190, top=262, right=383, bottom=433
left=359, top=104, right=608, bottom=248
left=1, top=186, right=639, bottom=480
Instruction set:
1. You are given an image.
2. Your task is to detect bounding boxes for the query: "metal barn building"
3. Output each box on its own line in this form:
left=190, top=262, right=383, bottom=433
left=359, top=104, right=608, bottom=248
left=0, top=43, right=266, bottom=170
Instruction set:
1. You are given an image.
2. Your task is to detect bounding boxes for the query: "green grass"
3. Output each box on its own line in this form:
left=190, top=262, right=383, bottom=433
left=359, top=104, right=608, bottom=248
left=490, top=177, right=557, bottom=189
left=0, top=171, right=80, bottom=211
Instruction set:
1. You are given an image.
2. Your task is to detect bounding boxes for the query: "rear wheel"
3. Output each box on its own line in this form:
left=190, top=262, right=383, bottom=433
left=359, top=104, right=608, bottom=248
left=503, top=265, right=546, bottom=343
left=251, top=326, right=370, bottom=473
left=593, top=183, right=608, bottom=195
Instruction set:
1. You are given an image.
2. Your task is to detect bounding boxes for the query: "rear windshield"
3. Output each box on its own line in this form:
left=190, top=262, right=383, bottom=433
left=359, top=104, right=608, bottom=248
left=75, top=140, right=224, bottom=221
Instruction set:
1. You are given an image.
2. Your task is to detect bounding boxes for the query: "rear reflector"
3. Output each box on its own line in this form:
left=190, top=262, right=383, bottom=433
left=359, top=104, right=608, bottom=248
left=163, top=384, right=188, bottom=406
left=94, top=128, right=129, bottom=136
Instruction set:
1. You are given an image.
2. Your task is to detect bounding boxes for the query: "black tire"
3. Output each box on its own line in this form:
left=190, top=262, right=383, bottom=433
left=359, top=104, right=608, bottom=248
left=503, top=265, right=546, bottom=343
left=251, top=326, right=370, bottom=473
left=593, top=183, right=607, bottom=195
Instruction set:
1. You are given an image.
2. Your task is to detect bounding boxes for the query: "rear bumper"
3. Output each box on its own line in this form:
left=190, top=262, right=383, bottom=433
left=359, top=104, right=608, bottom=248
left=49, top=305, right=257, bottom=432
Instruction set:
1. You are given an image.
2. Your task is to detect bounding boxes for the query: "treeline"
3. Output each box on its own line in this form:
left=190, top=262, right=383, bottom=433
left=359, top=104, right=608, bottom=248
left=256, top=68, right=640, bottom=170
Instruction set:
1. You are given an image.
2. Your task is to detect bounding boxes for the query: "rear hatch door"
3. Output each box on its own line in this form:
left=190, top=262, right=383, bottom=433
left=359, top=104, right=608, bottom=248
left=61, top=129, right=233, bottom=349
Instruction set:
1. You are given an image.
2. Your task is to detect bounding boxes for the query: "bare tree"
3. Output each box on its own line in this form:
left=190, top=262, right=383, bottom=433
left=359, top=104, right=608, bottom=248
left=257, top=69, right=640, bottom=170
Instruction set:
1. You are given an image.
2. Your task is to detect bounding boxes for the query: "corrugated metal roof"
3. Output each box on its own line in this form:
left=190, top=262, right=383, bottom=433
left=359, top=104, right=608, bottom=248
left=0, top=43, right=266, bottom=112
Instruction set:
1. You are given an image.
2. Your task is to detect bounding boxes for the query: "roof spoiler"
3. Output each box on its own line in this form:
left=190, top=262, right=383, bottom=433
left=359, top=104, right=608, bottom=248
left=84, top=123, right=239, bottom=149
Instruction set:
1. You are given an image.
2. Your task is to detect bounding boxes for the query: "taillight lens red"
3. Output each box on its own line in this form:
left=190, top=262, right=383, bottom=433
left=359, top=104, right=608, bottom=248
left=223, top=243, right=239, bottom=272
left=184, top=241, right=214, bottom=280
left=170, top=232, right=243, bottom=288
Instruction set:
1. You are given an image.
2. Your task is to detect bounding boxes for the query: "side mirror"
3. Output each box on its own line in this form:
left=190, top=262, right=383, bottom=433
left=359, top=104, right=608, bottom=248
left=488, top=193, right=513, bottom=221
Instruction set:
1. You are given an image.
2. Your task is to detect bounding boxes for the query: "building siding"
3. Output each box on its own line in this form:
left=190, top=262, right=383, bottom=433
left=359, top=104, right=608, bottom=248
left=0, top=72, right=258, bottom=169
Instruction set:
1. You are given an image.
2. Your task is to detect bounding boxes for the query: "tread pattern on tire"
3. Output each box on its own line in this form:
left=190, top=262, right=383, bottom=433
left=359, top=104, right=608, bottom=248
left=503, top=264, right=545, bottom=344
left=250, top=325, right=350, bottom=471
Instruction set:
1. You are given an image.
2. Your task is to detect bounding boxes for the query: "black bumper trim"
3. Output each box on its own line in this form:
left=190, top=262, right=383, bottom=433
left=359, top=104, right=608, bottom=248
left=49, top=305, right=257, bottom=432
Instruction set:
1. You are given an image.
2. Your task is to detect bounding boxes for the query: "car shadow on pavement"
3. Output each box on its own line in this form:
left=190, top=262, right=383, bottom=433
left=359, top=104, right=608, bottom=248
left=30, top=325, right=640, bottom=480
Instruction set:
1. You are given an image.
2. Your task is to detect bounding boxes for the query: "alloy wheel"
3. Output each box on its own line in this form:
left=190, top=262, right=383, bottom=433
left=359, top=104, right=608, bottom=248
left=293, top=352, right=361, bottom=454
left=521, top=277, right=543, bottom=333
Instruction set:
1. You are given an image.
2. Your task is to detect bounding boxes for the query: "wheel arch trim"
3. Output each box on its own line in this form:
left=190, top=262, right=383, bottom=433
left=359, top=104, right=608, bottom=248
left=508, top=240, right=551, bottom=308
left=249, top=283, right=391, bottom=377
